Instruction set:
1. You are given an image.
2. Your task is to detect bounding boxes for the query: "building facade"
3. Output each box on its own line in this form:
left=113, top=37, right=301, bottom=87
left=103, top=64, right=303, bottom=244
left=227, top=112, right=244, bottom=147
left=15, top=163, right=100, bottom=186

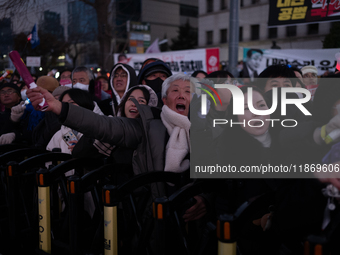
left=142, top=0, right=198, bottom=46
left=198, top=0, right=338, bottom=61
left=114, top=0, right=198, bottom=53
left=0, top=0, right=198, bottom=68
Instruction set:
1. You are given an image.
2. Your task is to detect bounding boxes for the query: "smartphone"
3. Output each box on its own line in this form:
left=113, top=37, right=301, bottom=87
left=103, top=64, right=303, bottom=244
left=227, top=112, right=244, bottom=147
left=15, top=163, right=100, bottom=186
left=62, top=131, right=78, bottom=146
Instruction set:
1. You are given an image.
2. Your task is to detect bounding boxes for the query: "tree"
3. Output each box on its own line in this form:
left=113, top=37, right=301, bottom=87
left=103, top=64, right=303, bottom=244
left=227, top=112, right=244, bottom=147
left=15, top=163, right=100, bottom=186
left=79, top=0, right=113, bottom=70
left=13, top=30, right=69, bottom=70
left=66, top=7, right=98, bottom=68
left=0, top=0, right=114, bottom=70
left=323, top=22, right=340, bottom=49
left=170, top=20, right=197, bottom=51
left=66, top=36, right=88, bottom=68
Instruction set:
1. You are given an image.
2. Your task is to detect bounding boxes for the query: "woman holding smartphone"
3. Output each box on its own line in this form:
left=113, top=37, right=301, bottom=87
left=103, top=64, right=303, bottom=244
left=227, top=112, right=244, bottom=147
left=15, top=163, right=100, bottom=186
left=46, top=88, right=104, bottom=156
left=93, top=85, right=158, bottom=164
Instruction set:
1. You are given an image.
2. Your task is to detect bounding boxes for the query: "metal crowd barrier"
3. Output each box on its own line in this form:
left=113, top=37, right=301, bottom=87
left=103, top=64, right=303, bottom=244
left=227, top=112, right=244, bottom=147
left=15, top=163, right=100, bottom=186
left=4, top=150, right=71, bottom=254
left=67, top=163, right=114, bottom=255
left=102, top=171, right=184, bottom=255
left=0, top=147, right=46, bottom=254
left=304, top=235, right=329, bottom=255
left=303, top=203, right=340, bottom=255
left=0, top=143, right=29, bottom=155
left=153, top=180, right=215, bottom=255
left=0, top=148, right=293, bottom=255
left=36, top=157, right=108, bottom=255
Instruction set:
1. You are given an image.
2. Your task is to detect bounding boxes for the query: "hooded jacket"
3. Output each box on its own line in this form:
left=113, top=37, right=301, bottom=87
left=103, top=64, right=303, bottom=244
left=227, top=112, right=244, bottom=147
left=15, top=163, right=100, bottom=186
left=137, top=61, right=172, bottom=84
left=117, top=85, right=158, bottom=116
left=99, top=63, right=138, bottom=116
left=137, top=62, right=172, bottom=108
left=59, top=100, right=168, bottom=199
left=93, top=85, right=158, bottom=157
left=46, top=102, right=104, bottom=155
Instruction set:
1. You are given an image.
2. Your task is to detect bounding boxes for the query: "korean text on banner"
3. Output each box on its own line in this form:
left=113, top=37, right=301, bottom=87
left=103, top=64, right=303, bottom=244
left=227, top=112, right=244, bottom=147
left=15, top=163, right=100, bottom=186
left=114, top=48, right=220, bottom=75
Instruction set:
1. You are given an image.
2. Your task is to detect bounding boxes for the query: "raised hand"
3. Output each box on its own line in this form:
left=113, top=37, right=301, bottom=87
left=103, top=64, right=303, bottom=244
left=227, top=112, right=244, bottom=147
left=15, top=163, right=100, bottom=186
left=10, top=101, right=26, bottom=122
left=27, top=87, right=62, bottom=115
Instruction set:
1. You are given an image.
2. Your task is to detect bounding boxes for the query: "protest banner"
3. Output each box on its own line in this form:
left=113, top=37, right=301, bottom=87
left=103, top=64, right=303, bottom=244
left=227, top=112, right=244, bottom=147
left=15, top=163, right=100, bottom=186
left=114, top=48, right=220, bottom=75
left=269, top=0, right=340, bottom=27
left=242, top=48, right=339, bottom=76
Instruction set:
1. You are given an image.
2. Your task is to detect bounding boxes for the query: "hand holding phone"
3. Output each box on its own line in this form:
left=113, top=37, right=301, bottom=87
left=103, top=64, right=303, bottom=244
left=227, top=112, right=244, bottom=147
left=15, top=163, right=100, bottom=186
left=62, top=131, right=78, bottom=147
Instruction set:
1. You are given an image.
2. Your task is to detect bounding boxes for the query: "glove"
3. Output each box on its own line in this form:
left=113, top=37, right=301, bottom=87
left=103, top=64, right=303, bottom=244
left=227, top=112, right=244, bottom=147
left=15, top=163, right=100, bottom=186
left=0, top=132, right=16, bottom=144
left=10, top=101, right=26, bottom=122
left=326, top=114, right=340, bottom=135
left=323, top=107, right=340, bottom=144
left=314, top=106, right=340, bottom=145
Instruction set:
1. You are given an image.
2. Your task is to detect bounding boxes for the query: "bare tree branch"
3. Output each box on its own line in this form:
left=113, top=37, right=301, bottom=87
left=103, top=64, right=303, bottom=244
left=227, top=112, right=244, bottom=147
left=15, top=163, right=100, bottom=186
left=0, top=0, right=38, bottom=17
left=1, top=0, right=141, bottom=70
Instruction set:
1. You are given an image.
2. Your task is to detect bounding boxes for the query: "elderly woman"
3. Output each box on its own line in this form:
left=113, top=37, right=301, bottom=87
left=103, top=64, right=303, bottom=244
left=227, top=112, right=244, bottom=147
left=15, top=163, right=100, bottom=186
left=28, top=73, right=211, bottom=252
left=28, top=73, right=192, bottom=172
left=27, top=73, right=206, bottom=214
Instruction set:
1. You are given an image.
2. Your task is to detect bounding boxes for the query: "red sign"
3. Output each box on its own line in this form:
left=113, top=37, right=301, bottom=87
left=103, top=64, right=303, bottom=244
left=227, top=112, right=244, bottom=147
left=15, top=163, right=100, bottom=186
left=206, top=48, right=220, bottom=74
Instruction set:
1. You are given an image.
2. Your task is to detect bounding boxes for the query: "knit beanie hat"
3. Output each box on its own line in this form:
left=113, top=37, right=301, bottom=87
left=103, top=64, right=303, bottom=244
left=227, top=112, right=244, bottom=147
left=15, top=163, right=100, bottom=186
left=144, top=64, right=172, bottom=79
left=36, top=76, right=59, bottom=92
left=138, top=62, right=172, bottom=84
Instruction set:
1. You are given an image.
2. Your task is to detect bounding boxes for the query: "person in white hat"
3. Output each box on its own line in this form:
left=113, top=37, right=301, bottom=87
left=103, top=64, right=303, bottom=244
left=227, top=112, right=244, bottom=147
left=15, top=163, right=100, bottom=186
left=301, top=65, right=318, bottom=86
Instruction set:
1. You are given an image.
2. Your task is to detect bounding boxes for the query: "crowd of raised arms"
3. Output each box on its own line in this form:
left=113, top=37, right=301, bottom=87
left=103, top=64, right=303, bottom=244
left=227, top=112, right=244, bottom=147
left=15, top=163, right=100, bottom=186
left=1, top=56, right=340, bottom=254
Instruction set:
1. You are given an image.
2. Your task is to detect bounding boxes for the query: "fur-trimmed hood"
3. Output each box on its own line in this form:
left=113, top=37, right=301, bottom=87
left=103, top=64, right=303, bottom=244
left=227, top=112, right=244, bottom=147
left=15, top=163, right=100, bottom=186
left=116, top=85, right=158, bottom=116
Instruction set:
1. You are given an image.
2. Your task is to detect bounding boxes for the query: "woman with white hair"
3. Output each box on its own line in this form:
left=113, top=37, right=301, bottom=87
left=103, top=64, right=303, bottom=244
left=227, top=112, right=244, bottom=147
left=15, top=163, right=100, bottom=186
left=27, top=73, right=206, bottom=208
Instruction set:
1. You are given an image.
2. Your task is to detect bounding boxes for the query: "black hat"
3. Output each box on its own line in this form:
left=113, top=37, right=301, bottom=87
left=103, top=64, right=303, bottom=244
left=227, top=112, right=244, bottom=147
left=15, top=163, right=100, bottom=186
left=0, top=83, right=21, bottom=97
left=144, top=64, right=172, bottom=78
left=138, top=61, right=172, bottom=84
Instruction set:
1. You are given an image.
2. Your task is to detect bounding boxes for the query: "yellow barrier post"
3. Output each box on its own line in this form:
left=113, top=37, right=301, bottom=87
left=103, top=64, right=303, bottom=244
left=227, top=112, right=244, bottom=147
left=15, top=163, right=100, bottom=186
left=36, top=169, right=51, bottom=254
left=102, top=185, right=118, bottom=255
left=217, top=215, right=237, bottom=255
left=153, top=197, right=170, bottom=255
left=67, top=175, right=83, bottom=255
left=6, top=162, right=20, bottom=246
left=304, top=235, right=329, bottom=255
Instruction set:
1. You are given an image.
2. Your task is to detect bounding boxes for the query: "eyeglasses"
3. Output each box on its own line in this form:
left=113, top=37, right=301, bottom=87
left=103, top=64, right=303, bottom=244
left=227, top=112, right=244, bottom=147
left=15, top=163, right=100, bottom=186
left=0, top=89, right=16, bottom=95
left=303, top=73, right=317, bottom=78
left=114, top=73, right=127, bottom=78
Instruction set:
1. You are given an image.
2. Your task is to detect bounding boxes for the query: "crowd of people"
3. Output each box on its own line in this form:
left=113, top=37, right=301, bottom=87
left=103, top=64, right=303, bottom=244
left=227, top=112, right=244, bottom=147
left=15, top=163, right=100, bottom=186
left=1, top=58, right=340, bottom=254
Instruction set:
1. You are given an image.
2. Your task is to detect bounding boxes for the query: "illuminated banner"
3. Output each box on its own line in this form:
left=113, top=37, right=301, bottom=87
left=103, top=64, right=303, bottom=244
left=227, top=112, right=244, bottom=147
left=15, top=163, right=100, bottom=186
left=113, top=48, right=220, bottom=75
left=269, top=0, right=340, bottom=27
left=242, top=47, right=339, bottom=76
